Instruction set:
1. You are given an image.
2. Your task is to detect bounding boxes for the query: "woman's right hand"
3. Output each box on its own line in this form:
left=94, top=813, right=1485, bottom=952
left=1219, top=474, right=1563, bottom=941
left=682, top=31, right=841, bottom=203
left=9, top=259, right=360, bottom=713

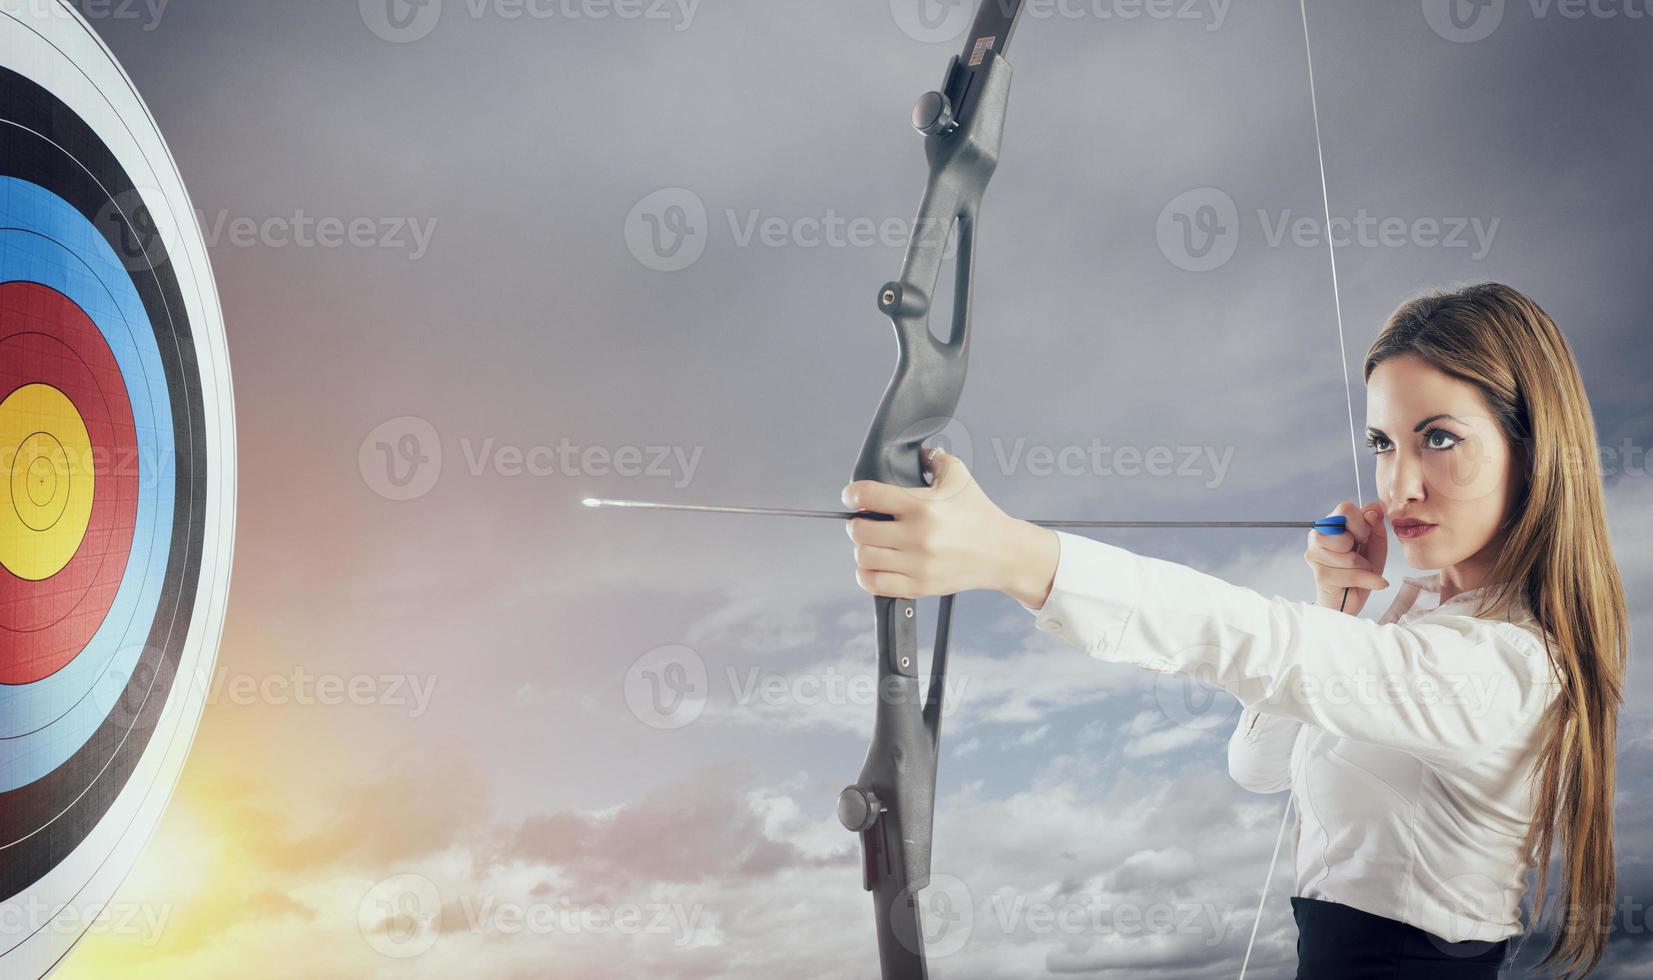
left=1305, top=501, right=1390, bottom=614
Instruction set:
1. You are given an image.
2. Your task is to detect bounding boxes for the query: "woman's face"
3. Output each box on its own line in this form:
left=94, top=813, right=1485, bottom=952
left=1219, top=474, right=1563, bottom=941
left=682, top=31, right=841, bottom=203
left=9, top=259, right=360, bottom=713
left=1365, top=353, right=1522, bottom=577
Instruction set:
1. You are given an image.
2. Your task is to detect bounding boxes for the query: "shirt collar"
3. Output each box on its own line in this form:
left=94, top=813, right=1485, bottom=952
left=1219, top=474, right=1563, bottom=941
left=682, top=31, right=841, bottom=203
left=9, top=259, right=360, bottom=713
left=1393, top=574, right=1534, bottom=634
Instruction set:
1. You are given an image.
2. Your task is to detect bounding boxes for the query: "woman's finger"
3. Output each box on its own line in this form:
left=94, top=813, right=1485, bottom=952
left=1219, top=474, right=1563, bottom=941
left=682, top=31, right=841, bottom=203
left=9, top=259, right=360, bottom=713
left=1307, top=543, right=1390, bottom=590
left=1308, top=501, right=1362, bottom=554
left=1308, top=526, right=1357, bottom=555
left=853, top=543, right=915, bottom=576
left=846, top=515, right=911, bottom=550
left=1335, top=500, right=1369, bottom=550
left=1316, top=569, right=1390, bottom=593
left=1361, top=503, right=1389, bottom=573
left=922, top=448, right=973, bottom=502
left=843, top=479, right=926, bottom=518
left=856, top=568, right=921, bottom=600
left=1312, top=562, right=1391, bottom=590
left=1304, top=547, right=1373, bottom=571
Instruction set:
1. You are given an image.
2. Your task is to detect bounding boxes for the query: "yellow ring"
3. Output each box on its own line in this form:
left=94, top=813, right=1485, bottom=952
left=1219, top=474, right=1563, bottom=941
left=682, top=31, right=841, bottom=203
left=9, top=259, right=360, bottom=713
left=1, top=383, right=96, bottom=581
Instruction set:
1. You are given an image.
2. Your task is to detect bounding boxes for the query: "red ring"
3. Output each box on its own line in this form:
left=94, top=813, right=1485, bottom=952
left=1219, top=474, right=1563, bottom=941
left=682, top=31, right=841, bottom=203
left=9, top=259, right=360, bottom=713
left=0, top=281, right=139, bottom=685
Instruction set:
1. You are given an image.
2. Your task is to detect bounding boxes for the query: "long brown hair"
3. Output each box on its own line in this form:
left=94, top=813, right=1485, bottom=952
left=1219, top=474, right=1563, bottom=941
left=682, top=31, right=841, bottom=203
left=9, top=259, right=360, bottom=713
left=1365, top=283, right=1628, bottom=977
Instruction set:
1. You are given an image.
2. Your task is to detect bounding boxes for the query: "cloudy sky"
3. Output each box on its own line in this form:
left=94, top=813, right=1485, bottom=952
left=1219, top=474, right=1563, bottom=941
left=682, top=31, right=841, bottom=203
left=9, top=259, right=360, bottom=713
left=51, top=1, right=1653, bottom=977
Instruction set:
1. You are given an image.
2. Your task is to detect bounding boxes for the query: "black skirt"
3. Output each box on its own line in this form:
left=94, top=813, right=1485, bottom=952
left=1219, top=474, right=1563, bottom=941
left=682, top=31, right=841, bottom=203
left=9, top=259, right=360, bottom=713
left=1292, top=896, right=1511, bottom=979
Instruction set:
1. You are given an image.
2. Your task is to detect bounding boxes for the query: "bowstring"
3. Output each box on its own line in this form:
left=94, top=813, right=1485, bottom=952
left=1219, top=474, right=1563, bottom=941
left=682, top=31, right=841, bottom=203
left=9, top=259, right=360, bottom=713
left=1236, top=4, right=1365, bottom=977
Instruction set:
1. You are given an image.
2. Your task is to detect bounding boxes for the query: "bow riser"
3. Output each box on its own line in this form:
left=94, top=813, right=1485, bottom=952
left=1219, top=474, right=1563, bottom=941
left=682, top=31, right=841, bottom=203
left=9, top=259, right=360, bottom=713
left=840, top=40, right=1016, bottom=980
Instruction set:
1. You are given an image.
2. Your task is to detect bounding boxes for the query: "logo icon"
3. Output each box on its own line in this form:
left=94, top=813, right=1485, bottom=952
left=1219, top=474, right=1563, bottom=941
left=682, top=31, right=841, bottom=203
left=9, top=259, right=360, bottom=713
left=362, top=0, right=444, bottom=44
left=889, top=0, right=976, bottom=45
left=360, top=417, right=443, bottom=501
left=1153, top=656, right=1235, bottom=732
left=1427, top=872, right=1511, bottom=958
left=625, top=188, right=709, bottom=273
left=358, top=873, right=443, bottom=958
left=89, top=647, right=182, bottom=734
left=908, top=873, right=973, bottom=958
left=1422, top=0, right=1506, bottom=43
left=1157, top=187, right=1240, bottom=273
left=625, top=644, right=709, bottom=730
left=93, top=188, right=175, bottom=274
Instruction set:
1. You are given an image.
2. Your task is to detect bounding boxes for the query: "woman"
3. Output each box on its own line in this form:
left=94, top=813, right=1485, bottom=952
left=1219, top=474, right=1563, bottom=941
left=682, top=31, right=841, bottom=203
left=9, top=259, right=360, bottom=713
left=844, top=283, right=1626, bottom=978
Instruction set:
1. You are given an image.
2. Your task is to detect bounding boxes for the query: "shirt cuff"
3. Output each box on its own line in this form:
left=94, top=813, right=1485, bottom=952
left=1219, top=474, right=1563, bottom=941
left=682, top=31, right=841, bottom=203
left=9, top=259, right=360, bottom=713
left=1025, top=531, right=1157, bottom=669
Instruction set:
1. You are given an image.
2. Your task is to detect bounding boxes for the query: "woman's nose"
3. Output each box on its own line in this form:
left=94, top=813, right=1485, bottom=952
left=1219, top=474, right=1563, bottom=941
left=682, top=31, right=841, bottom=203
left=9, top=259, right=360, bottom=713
left=1384, top=450, right=1426, bottom=504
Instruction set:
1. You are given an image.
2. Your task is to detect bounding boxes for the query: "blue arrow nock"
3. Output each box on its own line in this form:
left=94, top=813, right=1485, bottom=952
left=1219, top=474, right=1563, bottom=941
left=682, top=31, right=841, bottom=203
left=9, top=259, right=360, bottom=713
left=1314, top=516, right=1349, bottom=536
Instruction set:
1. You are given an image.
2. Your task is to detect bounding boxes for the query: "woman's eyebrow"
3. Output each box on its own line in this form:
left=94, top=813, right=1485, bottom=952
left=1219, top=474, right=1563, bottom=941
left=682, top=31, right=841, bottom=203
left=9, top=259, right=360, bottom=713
left=1411, top=413, right=1466, bottom=432
left=1365, top=414, right=1467, bottom=438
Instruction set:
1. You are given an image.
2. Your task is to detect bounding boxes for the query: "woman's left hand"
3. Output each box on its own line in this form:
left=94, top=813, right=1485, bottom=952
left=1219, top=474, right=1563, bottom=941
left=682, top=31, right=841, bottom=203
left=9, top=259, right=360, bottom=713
left=843, top=449, right=1059, bottom=607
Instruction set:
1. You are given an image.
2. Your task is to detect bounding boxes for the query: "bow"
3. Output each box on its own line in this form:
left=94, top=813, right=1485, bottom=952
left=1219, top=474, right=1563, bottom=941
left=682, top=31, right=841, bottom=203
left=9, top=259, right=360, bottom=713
left=832, top=4, right=1023, bottom=976
left=836, top=2, right=1361, bottom=975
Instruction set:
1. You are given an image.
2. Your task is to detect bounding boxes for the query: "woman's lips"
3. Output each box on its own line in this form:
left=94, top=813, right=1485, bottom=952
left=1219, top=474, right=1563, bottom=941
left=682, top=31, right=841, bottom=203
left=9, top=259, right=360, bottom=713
left=1393, top=520, right=1437, bottom=540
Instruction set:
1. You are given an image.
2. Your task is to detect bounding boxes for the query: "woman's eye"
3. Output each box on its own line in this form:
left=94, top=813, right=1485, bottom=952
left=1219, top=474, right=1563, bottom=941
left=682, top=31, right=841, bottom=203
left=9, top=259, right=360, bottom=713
left=1424, top=428, right=1462, bottom=451
left=1364, top=434, right=1393, bottom=454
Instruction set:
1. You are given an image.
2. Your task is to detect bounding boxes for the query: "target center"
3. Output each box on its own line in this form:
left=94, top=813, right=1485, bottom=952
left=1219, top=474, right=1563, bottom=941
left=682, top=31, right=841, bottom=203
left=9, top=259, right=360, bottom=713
left=26, top=452, right=59, bottom=507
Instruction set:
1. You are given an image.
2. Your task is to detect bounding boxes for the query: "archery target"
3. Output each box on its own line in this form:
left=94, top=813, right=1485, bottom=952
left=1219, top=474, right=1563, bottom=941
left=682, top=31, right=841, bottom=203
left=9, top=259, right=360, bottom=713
left=0, top=2, right=235, bottom=976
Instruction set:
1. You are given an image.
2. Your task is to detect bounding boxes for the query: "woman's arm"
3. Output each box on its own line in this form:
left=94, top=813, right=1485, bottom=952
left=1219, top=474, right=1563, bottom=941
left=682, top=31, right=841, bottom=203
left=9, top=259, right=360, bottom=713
left=843, top=450, right=1554, bottom=769
left=1227, top=708, right=1301, bottom=793
left=1033, top=531, right=1556, bottom=769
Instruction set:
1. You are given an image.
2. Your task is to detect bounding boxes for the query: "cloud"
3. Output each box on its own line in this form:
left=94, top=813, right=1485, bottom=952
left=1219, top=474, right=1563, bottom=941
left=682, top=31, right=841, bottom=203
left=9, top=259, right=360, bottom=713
left=483, top=766, right=836, bottom=891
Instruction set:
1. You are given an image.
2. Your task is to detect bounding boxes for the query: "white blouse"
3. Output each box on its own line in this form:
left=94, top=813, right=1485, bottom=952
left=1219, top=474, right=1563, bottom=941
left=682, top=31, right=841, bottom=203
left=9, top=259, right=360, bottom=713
left=1028, top=532, right=1560, bottom=943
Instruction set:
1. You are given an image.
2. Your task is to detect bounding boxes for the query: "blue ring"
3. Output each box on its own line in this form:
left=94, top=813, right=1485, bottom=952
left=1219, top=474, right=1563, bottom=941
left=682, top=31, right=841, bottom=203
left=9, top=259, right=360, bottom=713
left=0, top=177, right=176, bottom=792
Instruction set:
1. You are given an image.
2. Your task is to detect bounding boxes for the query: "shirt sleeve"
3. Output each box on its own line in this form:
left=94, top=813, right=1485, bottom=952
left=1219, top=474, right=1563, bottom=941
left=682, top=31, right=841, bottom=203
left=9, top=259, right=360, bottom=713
left=1031, top=532, right=1556, bottom=769
left=1227, top=707, right=1301, bottom=794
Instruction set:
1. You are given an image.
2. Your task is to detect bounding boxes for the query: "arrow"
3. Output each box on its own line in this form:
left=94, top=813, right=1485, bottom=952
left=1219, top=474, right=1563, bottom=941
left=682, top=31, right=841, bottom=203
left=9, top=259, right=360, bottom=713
left=582, top=498, right=1350, bottom=534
